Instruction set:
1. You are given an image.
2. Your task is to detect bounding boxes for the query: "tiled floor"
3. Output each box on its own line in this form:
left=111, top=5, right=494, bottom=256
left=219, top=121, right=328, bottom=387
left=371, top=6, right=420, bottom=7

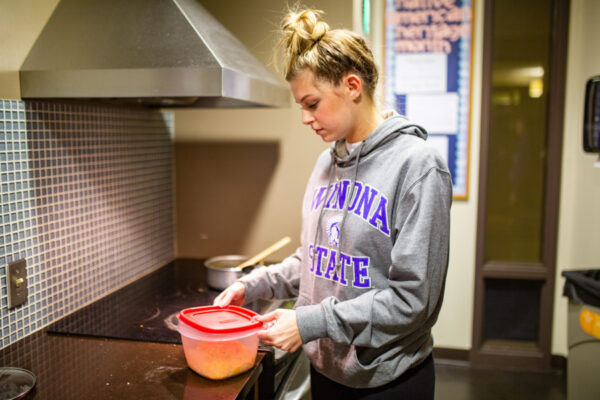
left=435, top=359, right=566, bottom=400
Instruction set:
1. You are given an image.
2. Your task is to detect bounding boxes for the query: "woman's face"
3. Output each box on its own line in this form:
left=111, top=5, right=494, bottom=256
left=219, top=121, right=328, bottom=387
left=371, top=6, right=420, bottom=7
left=290, top=69, right=357, bottom=143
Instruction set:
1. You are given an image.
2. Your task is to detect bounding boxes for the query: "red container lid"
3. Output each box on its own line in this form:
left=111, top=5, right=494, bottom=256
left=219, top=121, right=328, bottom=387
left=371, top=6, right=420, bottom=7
left=178, top=305, right=263, bottom=334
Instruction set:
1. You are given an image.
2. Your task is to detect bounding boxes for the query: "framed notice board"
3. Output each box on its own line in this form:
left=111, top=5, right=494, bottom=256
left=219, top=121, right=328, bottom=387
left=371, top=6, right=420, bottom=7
left=384, top=0, right=474, bottom=199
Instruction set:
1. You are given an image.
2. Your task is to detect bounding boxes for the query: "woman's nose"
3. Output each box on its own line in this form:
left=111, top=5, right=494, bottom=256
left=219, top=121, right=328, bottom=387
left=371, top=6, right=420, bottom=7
left=301, top=110, right=314, bottom=125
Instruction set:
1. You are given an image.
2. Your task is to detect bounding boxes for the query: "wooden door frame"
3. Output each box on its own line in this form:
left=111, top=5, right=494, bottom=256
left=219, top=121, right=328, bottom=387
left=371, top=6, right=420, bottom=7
left=471, top=0, right=570, bottom=370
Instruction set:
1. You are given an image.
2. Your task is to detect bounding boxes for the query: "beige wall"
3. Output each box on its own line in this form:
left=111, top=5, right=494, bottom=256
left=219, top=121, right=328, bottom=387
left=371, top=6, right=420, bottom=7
left=174, top=0, right=351, bottom=262
left=553, top=0, right=600, bottom=356
left=0, top=0, right=59, bottom=98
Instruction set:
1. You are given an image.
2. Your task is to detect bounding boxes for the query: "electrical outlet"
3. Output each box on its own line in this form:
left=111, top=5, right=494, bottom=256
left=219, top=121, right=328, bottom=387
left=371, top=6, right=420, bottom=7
left=8, top=259, right=28, bottom=309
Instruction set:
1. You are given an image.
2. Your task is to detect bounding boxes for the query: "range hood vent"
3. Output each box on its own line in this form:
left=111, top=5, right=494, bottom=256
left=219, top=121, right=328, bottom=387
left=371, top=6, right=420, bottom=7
left=20, top=0, right=289, bottom=108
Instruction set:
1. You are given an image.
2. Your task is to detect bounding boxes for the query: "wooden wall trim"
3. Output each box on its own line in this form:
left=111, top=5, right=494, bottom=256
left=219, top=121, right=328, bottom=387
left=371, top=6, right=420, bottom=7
left=471, top=0, right=495, bottom=357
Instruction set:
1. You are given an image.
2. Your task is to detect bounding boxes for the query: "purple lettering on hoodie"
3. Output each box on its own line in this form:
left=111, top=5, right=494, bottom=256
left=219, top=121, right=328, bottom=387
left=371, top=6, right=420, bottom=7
left=323, top=249, right=337, bottom=280
left=369, top=196, right=390, bottom=235
left=354, top=185, right=378, bottom=219
left=335, top=180, right=350, bottom=210
left=347, top=182, right=363, bottom=212
left=322, top=249, right=350, bottom=285
left=312, top=186, right=327, bottom=210
left=352, top=257, right=370, bottom=288
left=336, top=253, right=350, bottom=285
left=325, top=183, right=337, bottom=208
left=313, top=246, right=327, bottom=277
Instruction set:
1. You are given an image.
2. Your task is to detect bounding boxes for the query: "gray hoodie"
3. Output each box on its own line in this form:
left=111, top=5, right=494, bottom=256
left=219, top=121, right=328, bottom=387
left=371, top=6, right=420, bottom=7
left=240, top=112, right=452, bottom=388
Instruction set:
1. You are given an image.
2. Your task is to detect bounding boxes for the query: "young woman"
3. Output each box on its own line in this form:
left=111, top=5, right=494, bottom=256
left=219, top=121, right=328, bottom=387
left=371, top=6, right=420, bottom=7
left=214, top=8, right=452, bottom=399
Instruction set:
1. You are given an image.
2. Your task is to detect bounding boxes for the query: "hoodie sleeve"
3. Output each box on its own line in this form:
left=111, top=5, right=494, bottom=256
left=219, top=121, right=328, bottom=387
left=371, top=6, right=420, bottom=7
left=295, top=166, right=452, bottom=346
left=238, top=246, right=302, bottom=303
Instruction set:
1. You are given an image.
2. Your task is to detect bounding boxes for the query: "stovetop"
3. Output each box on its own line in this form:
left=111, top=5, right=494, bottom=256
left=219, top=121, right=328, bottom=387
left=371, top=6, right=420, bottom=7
left=46, top=259, right=261, bottom=344
left=46, top=258, right=305, bottom=399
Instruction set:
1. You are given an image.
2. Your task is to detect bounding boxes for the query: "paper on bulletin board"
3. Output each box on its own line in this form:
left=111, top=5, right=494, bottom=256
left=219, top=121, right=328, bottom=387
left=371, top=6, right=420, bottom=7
left=406, top=93, right=459, bottom=134
left=385, top=0, right=473, bottom=199
left=394, top=53, right=447, bottom=93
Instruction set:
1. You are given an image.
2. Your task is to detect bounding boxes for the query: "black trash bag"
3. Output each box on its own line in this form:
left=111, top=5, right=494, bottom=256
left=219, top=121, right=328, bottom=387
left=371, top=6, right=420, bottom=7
left=562, top=269, right=600, bottom=308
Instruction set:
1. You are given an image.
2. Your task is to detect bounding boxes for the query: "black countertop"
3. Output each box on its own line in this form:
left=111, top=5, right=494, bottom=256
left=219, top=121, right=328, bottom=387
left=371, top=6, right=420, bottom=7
left=0, top=330, right=263, bottom=400
left=0, top=259, right=268, bottom=400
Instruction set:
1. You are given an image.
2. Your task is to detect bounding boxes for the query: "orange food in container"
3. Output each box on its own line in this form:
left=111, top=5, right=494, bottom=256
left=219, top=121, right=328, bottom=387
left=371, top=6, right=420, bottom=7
left=177, top=305, right=263, bottom=380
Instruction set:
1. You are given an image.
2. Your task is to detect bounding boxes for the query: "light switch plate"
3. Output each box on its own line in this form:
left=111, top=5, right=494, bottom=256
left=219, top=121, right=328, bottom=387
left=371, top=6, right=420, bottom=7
left=8, top=259, right=28, bottom=309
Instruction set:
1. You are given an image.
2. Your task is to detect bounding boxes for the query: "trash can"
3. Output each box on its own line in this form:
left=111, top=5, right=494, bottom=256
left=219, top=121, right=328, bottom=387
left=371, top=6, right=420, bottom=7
left=562, top=269, right=600, bottom=400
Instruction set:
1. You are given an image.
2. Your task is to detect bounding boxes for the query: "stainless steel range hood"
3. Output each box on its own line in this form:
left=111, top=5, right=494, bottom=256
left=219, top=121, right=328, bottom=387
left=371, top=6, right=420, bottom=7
left=20, top=0, right=289, bottom=108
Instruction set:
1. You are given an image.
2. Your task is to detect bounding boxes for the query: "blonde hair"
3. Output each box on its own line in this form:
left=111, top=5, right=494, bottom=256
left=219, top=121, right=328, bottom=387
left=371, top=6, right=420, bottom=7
left=276, top=8, right=379, bottom=100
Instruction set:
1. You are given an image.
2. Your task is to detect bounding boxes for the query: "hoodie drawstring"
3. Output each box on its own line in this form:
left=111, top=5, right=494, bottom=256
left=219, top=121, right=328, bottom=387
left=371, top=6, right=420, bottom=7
left=335, top=141, right=366, bottom=272
left=311, top=160, right=336, bottom=267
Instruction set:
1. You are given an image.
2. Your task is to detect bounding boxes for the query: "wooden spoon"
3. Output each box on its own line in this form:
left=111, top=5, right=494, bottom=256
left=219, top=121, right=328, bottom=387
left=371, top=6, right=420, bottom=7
left=236, top=236, right=292, bottom=271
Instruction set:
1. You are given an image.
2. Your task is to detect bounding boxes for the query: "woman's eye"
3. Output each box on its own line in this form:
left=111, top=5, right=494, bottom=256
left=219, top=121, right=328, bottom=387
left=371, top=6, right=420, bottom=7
left=308, top=102, right=318, bottom=109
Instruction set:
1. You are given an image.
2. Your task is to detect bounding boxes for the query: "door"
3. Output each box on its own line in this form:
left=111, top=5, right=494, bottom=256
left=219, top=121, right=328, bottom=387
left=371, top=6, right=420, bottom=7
left=472, top=0, right=569, bottom=370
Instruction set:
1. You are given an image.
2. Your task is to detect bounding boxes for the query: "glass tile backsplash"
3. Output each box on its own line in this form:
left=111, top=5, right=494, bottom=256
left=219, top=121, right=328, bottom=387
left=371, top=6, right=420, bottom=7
left=0, top=100, right=175, bottom=349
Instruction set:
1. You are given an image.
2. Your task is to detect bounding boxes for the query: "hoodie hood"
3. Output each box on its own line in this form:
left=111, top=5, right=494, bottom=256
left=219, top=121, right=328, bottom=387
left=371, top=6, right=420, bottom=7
left=313, top=111, right=429, bottom=271
left=331, top=111, right=428, bottom=164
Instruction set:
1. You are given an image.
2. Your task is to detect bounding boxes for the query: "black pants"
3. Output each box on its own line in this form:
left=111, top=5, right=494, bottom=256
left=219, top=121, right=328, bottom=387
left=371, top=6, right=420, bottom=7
left=310, top=354, right=435, bottom=400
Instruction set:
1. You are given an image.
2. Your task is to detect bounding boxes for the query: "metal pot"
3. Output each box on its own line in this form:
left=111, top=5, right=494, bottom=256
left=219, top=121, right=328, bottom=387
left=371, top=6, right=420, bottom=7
left=205, top=237, right=291, bottom=291
left=204, top=255, right=254, bottom=291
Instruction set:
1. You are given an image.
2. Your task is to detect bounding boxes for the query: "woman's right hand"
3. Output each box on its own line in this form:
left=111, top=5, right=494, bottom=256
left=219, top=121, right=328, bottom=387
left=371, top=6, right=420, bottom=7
left=212, top=281, right=246, bottom=307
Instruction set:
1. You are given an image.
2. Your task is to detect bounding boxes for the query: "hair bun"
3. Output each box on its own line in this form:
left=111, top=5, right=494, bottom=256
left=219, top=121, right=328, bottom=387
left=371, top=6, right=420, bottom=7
left=275, top=7, right=379, bottom=100
left=281, top=9, right=329, bottom=56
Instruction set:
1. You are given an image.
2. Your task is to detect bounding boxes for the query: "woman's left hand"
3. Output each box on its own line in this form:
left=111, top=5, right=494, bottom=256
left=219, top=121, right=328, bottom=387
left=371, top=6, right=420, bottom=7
left=256, top=309, right=303, bottom=353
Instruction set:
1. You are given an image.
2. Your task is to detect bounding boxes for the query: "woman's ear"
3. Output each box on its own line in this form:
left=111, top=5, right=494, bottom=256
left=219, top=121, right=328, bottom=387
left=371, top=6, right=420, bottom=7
left=344, top=73, right=363, bottom=101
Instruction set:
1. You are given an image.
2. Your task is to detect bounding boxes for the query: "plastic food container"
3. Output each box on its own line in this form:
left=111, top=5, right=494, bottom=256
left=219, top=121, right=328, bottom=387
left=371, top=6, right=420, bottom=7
left=177, top=305, right=263, bottom=380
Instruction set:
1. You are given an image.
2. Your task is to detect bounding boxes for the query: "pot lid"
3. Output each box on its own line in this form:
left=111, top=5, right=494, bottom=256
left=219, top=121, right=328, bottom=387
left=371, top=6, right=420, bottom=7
left=178, top=305, right=262, bottom=334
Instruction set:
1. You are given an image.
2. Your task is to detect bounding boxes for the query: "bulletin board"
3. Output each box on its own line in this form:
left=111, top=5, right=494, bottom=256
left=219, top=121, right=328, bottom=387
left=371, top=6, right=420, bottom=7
left=384, top=0, right=474, bottom=199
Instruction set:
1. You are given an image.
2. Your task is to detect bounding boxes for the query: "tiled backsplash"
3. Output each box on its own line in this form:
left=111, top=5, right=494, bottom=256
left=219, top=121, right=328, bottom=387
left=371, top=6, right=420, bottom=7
left=0, top=100, right=175, bottom=349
